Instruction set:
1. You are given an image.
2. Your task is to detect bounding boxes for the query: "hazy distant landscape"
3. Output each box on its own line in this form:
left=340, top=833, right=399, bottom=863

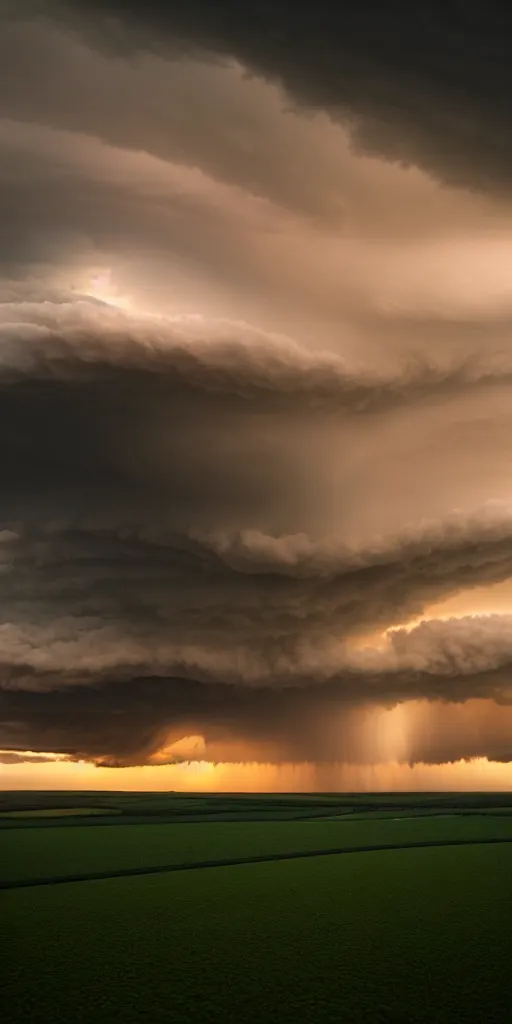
left=2, top=791, right=511, bottom=1023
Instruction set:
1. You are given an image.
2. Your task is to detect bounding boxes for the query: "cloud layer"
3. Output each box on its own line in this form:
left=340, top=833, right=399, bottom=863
left=1, top=298, right=512, bottom=766
left=27, top=1, right=512, bottom=197
left=1, top=4, right=512, bottom=778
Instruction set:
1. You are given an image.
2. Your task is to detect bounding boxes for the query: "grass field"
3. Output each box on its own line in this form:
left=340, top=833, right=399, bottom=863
left=1, top=807, right=118, bottom=818
left=2, top=843, right=510, bottom=1024
left=2, top=790, right=511, bottom=827
left=3, top=813, right=512, bottom=886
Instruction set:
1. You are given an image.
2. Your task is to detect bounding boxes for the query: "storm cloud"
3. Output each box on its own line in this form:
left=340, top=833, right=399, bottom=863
left=17, top=0, right=512, bottom=198
left=1, top=4, right=512, bottom=779
left=1, top=298, right=512, bottom=766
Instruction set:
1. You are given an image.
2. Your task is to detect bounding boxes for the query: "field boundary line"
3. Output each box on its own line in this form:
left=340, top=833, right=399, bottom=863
left=2, top=836, right=512, bottom=891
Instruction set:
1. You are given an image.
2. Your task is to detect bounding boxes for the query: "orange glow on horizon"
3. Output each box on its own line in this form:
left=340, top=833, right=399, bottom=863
left=3, top=699, right=512, bottom=792
left=1, top=755, right=511, bottom=793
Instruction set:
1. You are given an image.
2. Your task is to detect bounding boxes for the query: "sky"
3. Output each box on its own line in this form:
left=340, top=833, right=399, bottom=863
left=2, top=1, right=512, bottom=791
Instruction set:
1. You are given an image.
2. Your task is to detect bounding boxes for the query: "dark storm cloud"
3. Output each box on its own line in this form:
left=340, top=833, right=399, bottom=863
left=2, top=1, right=512, bottom=776
left=0, top=16, right=347, bottom=226
left=0, top=118, right=258, bottom=286
left=0, top=47, right=507, bottom=347
left=21, top=0, right=512, bottom=196
left=0, top=750, right=66, bottom=764
left=2, top=643, right=512, bottom=768
left=3, top=297, right=512, bottom=416
left=2, top=299, right=512, bottom=765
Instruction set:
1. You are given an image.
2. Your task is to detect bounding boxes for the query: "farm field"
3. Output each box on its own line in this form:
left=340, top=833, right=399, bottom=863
left=1, top=807, right=118, bottom=818
left=3, top=812, right=512, bottom=886
left=3, top=790, right=512, bottom=827
left=2, top=843, right=510, bottom=1024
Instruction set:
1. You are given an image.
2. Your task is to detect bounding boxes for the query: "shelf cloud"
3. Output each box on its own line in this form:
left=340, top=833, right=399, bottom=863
left=2, top=3, right=512, bottom=784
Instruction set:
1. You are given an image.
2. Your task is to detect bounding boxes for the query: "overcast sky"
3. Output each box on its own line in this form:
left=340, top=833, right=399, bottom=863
left=2, top=2, right=512, bottom=791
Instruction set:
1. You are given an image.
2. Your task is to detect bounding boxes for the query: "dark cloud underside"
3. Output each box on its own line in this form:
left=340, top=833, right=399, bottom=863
left=1, top=300, right=512, bottom=765
left=26, top=0, right=512, bottom=196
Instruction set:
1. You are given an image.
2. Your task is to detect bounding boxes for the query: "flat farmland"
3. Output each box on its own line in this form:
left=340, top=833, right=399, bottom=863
left=1, top=807, right=119, bottom=818
left=3, top=813, right=512, bottom=886
left=2, top=843, right=510, bottom=1024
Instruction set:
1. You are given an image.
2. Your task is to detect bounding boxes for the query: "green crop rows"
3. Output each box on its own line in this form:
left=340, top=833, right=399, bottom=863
left=3, top=813, right=512, bottom=886
left=2, top=843, right=510, bottom=1024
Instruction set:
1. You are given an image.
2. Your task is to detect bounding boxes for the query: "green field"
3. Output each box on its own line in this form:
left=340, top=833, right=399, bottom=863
left=2, top=843, right=510, bottom=1024
left=3, top=813, right=512, bottom=886
left=2, top=790, right=511, bottom=828
left=1, top=807, right=118, bottom=819
left=2, top=792, right=511, bottom=1022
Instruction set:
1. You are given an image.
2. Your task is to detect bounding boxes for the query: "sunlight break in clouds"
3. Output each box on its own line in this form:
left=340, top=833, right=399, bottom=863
left=85, top=269, right=134, bottom=311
